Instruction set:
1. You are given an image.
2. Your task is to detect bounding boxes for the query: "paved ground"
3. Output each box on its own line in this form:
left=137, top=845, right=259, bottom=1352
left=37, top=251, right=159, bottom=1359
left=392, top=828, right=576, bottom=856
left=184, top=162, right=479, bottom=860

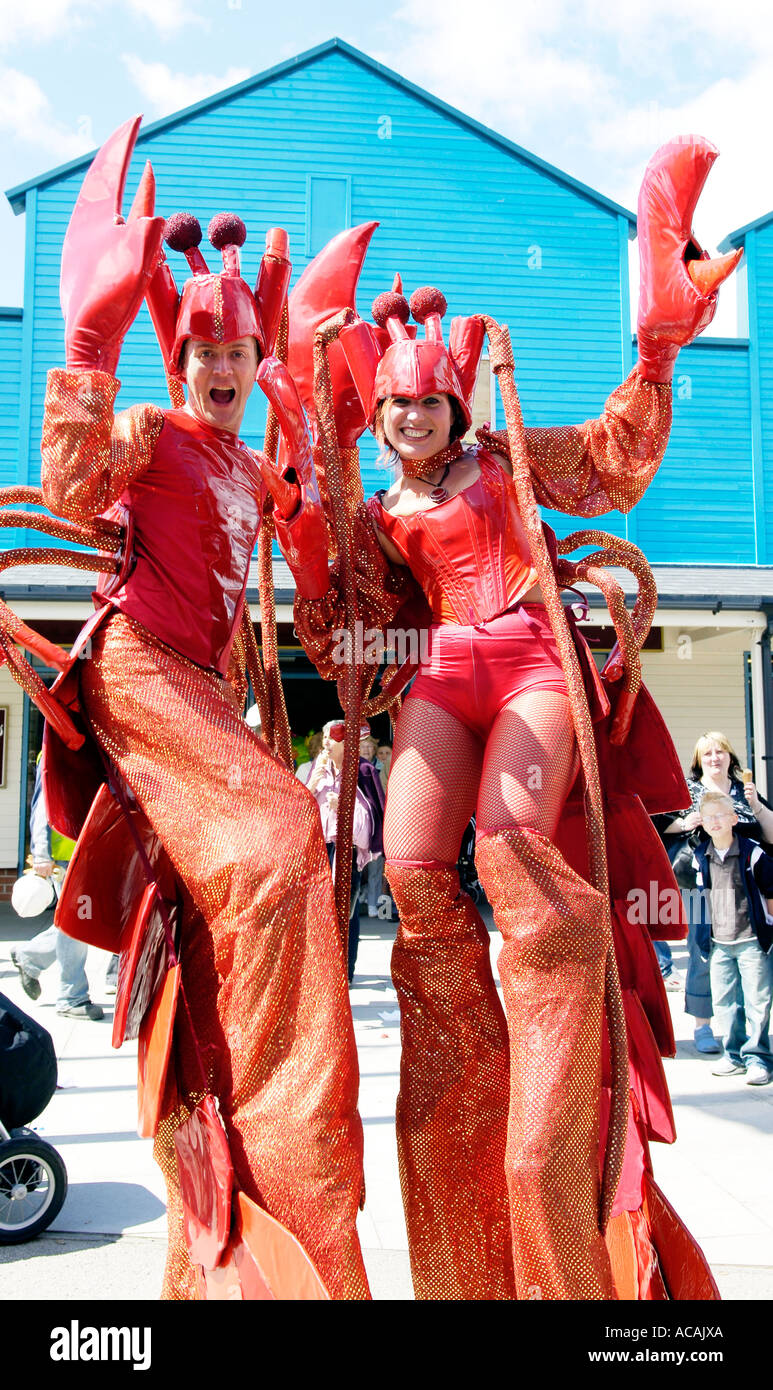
left=1, top=904, right=772, bottom=1302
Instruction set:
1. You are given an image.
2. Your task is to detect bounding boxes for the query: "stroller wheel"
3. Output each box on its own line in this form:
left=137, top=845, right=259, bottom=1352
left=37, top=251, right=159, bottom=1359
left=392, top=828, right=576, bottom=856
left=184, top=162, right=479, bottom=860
left=0, top=1134, right=67, bottom=1243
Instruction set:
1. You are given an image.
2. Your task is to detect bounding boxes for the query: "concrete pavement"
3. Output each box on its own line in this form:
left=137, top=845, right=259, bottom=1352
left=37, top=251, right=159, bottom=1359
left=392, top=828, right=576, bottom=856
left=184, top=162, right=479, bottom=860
left=1, top=904, right=772, bottom=1301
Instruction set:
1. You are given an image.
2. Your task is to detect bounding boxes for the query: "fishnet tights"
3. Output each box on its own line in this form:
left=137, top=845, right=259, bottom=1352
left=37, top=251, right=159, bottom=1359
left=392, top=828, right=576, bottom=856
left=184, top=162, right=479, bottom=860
left=383, top=690, right=577, bottom=859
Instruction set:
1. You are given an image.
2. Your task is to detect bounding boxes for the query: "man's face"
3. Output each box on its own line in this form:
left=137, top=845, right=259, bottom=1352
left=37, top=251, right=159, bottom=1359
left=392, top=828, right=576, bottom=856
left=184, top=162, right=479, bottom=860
left=184, top=337, right=258, bottom=435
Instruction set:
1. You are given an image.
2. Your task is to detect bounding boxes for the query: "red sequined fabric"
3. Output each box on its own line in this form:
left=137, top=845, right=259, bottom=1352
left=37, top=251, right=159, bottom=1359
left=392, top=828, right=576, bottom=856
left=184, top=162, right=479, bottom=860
left=477, top=368, right=672, bottom=518
left=41, top=368, right=163, bottom=520
left=386, top=861, right=515, bottom=1300
left=295, top=500, right=422, bottom=680
left=475, top=827, right=615, bottom=1299
left=79, top=612, right=370, bottom=1300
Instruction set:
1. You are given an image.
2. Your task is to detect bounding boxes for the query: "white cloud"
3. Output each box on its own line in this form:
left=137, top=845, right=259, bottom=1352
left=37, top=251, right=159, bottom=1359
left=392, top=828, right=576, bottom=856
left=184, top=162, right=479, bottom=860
left=380, top=0, right=772, bottom=334
left=592, top=69, right=772, bottom=248
left=122, top=53, right=250, bottom=118
left=385, top=0, right=609, bottom=133
left=0, top=0, right=95, bottom=47
left=0, top=65, right=93, bottom=161
left=125, top=0, right=206, bottom=36
left=0, top=0, right=204, bottom=48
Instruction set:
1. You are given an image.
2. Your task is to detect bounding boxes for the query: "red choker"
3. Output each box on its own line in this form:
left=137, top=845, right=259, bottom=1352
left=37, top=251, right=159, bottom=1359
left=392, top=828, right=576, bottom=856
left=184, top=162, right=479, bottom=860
left=400, top=442, right=461, bottom=503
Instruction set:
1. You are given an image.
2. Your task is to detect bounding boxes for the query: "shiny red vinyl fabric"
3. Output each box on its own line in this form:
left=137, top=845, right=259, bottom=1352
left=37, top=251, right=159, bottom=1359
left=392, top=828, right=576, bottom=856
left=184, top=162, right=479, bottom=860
left=403, top=605, right=567, bottom=744
left=42, top=371, right=263, bottom=677
left=173, top=1094, right=234, bottom=1269
left=369, top=448, right=538, bottom=625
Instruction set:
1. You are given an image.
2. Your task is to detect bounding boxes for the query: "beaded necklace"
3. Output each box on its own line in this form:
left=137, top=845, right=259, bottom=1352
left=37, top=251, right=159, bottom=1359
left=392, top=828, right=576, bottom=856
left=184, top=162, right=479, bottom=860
left=399, top=439, right=463, bottom=502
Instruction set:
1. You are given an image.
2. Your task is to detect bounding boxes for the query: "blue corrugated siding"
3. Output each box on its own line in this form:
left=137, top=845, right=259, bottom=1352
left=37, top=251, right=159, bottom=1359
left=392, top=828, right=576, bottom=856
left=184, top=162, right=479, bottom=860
left=753, top=221, right=773, bottom=551
left=12, top=46, right=759, bottom=568
left=635, top=341, right=754, bottom=563
left=0, top=312, right=22, bottom=489
left=25, top=49, right=625, bottom=523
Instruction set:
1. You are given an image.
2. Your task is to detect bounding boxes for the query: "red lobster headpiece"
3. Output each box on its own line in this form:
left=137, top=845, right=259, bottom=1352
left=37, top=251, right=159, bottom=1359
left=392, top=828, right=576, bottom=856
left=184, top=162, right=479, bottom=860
left=145, top=211, right=291, bottom=380
left=286, top=224, right=485, bottom=446
left=361, top=282, right=483, bottom=431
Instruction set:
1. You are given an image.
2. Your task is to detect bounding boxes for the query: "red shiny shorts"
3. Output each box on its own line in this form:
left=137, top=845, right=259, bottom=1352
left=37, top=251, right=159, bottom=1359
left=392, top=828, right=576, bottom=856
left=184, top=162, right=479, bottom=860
left=406, top=603, right=567, bottom=742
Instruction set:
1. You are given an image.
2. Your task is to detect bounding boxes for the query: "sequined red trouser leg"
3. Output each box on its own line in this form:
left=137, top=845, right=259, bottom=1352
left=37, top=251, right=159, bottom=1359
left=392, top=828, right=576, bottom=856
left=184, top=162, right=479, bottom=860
left=386, top=860, right=516, bottom=1300
left=475, top=826, right=615, bottom=1299
left=79, top=613, right=370, bottom=1300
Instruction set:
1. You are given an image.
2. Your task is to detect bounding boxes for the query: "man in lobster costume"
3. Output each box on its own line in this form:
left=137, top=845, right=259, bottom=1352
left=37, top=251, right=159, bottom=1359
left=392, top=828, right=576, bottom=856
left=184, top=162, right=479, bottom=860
left=19, top=116, right=370, bottom=1299
left=272, top=136, right=740, bottom=1299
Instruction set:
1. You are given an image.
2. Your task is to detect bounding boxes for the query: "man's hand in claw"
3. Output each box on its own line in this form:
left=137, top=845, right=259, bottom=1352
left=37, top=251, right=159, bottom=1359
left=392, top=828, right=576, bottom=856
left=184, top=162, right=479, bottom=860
left=256, top=357, right=330, bottom=600
left=60, top=116, right=165, bottom=375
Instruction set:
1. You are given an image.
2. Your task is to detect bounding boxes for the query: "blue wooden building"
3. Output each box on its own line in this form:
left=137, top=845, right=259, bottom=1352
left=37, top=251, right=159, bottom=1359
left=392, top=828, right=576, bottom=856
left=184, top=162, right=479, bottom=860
left=0, top=37, right=770, bottom=882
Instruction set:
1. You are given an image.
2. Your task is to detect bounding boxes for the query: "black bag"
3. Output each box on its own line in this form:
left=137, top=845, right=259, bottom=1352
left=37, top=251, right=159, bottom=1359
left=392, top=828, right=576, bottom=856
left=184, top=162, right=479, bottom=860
left=0, top=991, right=57, bottom=1128
left=667, top=834, right=698, bottom=890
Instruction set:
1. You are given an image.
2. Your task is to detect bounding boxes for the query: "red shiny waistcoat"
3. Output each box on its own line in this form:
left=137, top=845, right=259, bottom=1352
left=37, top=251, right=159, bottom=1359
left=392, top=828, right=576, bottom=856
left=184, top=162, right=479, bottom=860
left=369, top=447, right=538, bottom=625
left=102, top=409, right=263, bottom=676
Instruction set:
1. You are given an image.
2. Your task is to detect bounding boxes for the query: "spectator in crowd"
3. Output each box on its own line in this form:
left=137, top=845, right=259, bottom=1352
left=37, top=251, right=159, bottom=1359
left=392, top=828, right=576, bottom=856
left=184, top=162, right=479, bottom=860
left=299, top=719, right=377, bottom=982
left=295, top=730, right=323, bottom=782
left=362, top=741, right=394, bottom=918
left=11, top=757, right=103, bottom=1021
left=358, top=731, right=387, bottom=919
left=376, top=742, right=392, bottom=795
left=693, top=790, right=773, bottom=1086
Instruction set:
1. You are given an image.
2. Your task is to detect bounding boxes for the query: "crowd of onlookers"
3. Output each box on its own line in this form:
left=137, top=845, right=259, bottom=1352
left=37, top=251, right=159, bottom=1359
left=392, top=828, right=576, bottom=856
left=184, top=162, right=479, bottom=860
left=652, top=730, right=773, bottom=1087
left=295, top=720, right=393, bottom=982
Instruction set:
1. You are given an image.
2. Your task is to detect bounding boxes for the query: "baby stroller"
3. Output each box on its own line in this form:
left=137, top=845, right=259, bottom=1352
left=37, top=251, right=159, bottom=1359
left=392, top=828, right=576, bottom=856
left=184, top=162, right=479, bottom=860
left=0, top=990, right=67, bottom=1243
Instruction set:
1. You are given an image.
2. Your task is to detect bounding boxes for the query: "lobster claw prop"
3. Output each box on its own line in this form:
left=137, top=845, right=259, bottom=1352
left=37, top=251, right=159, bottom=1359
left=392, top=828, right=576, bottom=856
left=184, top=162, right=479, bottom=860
left=636, top=135, right=742, bottom=383
left=256, top=357, right=330, bottom=600
left=60, top=115, right=165, bottom=375
left=287, top=222, right=379, bottom=446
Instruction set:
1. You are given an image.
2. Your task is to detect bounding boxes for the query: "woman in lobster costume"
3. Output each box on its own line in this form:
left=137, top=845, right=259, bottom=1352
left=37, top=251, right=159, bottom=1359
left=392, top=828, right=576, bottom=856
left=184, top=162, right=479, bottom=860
left=280, top=137, right=740, bottom=1299
left=26, top=117, right=370, bottom=1300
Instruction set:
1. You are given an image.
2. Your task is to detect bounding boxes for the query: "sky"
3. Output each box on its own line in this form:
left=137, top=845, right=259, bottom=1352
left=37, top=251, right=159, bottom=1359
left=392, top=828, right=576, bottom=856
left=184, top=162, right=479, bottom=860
left=1, top=0, right=771, bottom=334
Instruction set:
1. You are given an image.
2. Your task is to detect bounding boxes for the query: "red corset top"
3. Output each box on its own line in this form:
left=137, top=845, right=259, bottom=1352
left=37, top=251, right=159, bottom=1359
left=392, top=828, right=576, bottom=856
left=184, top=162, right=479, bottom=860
left=368, top=447, right=538, bottom=625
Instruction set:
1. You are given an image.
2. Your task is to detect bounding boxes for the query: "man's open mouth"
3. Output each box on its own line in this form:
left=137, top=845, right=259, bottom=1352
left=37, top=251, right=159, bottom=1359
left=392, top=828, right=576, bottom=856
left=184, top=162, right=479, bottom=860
left=210, top=388, right=236, bottom=405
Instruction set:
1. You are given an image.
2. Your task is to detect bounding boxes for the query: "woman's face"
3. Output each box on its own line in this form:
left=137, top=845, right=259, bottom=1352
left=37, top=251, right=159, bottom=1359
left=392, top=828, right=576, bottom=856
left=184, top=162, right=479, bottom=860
left=382, top=393, right=454, bottom=463
left=699, top=740, right=731, bottom=780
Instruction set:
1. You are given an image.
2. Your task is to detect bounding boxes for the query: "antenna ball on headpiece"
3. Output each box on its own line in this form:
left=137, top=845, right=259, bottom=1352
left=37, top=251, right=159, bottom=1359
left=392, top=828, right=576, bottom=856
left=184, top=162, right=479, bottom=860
left=208, top=213, right=247, bottom=251
left=372, top=291, right=410, bottom=327
left=410, top=287, right=447, bottom=323
left=164, top=213, right=203, bottom=253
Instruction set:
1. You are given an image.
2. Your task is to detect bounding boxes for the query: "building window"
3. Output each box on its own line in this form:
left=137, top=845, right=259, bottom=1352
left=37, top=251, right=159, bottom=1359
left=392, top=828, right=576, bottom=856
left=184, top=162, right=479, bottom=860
left=306, top=175, right=351, bottom=258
